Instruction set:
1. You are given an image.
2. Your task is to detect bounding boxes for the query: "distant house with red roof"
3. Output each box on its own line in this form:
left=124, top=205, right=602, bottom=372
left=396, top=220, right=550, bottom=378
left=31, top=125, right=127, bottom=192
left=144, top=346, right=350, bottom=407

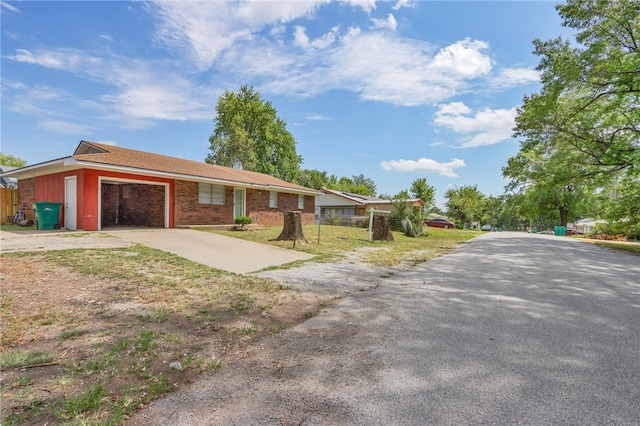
left=1, top=141, right=320, bottom=231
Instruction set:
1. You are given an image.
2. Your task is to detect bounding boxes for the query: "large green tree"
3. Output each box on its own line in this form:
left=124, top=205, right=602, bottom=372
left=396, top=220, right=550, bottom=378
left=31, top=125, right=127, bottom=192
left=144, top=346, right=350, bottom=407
left=503, top=141, right=589, bottom=226
left=0, top=152, right=26, bottom=167
left=521, top=0, right=640, bottom=175
left=509, top=0, right=639, bottom=235
left=409, top=178, right=436, bottom=211
left=444, top=185, right=486, bottom=227
left=206, top=85, right=302, bottom=182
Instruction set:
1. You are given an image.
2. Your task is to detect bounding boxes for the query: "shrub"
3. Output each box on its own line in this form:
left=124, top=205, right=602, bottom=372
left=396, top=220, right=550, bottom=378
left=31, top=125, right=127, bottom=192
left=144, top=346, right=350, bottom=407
left=234, top=216, right=252, bottom=230
left=326, top=210, right=342, bottom=226
left=389, top=200, right=424, bottom=237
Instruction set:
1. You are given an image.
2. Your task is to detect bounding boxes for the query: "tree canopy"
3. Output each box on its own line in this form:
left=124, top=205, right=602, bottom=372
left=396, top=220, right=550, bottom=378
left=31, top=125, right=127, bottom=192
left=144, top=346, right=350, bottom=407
left=298, top=170, right=377, bottom=196
left=410, top=178, right=436, bottom=211
left=445, top=185, right=486, bottom=227
left=0, top=152, right=26, bottom=167
left=206, top=85, right=302, bottom=183
left=505, top=0, right=639, bottom=237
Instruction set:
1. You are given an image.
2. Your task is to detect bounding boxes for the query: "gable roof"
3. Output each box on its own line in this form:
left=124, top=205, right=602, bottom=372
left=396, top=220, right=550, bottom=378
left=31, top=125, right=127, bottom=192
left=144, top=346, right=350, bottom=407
left=320, top=188, right=424, bottom=206
left=1, top=141, right=321, bottom=195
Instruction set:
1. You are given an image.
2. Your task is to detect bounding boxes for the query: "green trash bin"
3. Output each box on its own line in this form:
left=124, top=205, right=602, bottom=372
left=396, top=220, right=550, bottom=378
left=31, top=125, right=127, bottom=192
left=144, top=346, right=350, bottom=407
left=32, top=202, right=62, bottom=230
left=554, top=226, right=567, bottom=236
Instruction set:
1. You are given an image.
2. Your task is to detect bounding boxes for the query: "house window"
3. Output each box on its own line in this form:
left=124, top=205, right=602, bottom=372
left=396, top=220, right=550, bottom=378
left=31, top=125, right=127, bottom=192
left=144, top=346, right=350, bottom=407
left=298, top=195, right=304, bottom=209
left=320, top=207, right=355, bottom=218
left=269, top=191, right=278, bottom=208
left=199, top=183, right=225, bottom=204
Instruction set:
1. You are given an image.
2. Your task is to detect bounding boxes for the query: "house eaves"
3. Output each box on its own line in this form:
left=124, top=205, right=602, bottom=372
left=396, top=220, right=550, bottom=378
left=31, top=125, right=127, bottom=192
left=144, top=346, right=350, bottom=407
left=1, top=141, right=321, bottom=197
left=71, top=159, right=320, bottom=195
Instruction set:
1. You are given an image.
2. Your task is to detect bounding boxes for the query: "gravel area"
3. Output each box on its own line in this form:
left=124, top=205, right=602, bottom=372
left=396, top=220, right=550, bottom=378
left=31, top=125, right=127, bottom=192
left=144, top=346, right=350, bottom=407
left=0, top=230, right=132, bottom=252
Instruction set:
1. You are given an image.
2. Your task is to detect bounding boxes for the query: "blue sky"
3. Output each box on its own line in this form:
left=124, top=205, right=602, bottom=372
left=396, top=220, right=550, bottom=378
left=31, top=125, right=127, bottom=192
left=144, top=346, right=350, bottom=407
left=1, top=1, right=572, bottom=207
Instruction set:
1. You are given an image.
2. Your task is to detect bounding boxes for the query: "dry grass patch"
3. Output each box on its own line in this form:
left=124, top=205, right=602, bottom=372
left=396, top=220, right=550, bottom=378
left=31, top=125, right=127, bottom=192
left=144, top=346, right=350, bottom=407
left=203, top=225, right=477, bottom=267
left=0, top=245, right=319, bottom=425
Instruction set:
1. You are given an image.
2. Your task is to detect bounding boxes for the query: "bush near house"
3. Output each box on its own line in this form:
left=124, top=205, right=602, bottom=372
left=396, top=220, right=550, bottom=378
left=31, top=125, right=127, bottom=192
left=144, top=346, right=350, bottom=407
left=234, top=216, right=252, bottom=230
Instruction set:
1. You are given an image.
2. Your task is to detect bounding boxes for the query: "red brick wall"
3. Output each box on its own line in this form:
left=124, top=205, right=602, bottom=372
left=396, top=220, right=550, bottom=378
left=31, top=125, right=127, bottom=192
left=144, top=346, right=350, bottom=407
left=174, top=180, right=316, bottom=227
left=122, top=184, right=165, bottom=227
left=174, top=181, right=234, bottom=225
left=248, top=192, right=315, bottom=226
left=101, top=183, right=165, bottom=227
left=101, top=183, right=119, bottom=227
left=17, top=178, right=35, bottom=221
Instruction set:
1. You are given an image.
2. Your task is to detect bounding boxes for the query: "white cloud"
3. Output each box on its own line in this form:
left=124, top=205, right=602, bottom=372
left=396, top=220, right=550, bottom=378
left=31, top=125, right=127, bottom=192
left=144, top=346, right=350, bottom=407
left=238, top=31, right=496, bottom=105
left=381, top=157, right=466, bottom=178
left=1, top=2, right=20, bottom=13
left=5, top=46, right=215, bottom=127
left=327, top=33, right=448, bottom=105
left=393, top=0, right=411, bottom=10
left=305, top=113, right=333, bottom=121
left=141, top=3, right=517, bottom=108
left=39, top=120, right=92, bottom=135
left=371, top=14, right=397, bottom=30
left=428, top=38, right=492, bottom=78
left=102, top=85, right=209, bottom=122
left=150, top=1, right=330, bottom=70
left=490, top=67, right=540, bottom=89
left=293, top=25, right=340, bottom=49
left=7, top=48, right=99, bottom=71
left=434, top=102, right=517, bottom=148
left=3, top=2, right=537, bottom=133
left=341, top=0, right=376, bottom=13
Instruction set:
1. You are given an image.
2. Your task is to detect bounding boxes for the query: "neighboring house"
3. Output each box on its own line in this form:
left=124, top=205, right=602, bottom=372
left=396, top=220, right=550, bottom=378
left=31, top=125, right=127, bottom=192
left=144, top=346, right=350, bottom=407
left=569, top=218, right=606, bottom=235
left=315, top=188, right=424, bottom=225
left=0, top=141, right=320, bottom=231
left=0, top=165, right=18, bottom=189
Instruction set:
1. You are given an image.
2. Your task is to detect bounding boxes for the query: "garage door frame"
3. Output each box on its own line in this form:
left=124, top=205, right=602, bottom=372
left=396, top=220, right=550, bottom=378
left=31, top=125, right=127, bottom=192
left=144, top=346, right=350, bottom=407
left=98, top=176, right=170, bottom=230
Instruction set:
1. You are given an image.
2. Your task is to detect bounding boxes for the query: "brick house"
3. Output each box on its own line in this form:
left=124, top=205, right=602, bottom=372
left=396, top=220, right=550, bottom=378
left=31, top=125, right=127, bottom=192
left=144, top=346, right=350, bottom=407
left=2, top=141, right=320, bottom=231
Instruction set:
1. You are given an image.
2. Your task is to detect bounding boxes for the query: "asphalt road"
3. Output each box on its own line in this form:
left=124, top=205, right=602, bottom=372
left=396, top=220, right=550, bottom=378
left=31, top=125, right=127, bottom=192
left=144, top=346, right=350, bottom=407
left=128, top=232, right=640, bottom=425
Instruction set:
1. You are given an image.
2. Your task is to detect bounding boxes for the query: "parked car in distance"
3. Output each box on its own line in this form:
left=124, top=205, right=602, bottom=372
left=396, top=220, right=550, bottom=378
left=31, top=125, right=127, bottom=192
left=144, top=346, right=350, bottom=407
left=481, top=224, right=493, bottom=231
left=424, top=218, right=455, bottom=229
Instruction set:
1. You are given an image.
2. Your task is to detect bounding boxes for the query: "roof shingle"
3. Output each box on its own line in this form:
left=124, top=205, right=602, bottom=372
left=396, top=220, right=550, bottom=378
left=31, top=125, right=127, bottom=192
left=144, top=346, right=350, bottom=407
left=73, top=141, right=317, bottom=193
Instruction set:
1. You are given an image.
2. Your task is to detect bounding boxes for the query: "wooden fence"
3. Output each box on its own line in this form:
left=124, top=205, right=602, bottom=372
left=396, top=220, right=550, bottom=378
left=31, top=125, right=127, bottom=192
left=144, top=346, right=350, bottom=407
left=0, top=187, right=18, bottom=224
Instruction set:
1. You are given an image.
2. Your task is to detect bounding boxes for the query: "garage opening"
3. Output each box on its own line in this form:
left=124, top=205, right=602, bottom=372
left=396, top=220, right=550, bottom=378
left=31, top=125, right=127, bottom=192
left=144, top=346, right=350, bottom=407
left=100, top=179, right=167, bottom=229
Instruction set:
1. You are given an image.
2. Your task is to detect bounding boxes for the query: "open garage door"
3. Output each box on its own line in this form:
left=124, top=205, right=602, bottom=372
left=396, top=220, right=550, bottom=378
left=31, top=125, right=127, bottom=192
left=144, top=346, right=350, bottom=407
left=99, top=177, right=169, bottom=229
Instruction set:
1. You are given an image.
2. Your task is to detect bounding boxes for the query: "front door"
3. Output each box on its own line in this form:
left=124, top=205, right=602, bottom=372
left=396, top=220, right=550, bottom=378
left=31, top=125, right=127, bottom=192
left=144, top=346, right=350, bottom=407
left=233, top=188, right=246, bottom=219
left=65, top=176, right=77, bottom=230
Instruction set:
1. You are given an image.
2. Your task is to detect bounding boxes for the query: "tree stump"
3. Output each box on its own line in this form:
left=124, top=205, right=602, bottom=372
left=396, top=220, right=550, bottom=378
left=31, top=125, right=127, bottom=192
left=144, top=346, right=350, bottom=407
left=372, top=215, right=394, bottom=242
left=273, top=211, right=308, bottom=243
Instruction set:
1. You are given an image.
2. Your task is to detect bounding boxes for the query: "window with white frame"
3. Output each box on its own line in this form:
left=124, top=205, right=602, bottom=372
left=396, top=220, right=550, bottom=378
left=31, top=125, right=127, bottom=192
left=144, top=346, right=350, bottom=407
left=269, top=191, right=278, bottom=208
left=298, top=194, right=305, bottom=209
left=199, top=183, right=225, bottom=204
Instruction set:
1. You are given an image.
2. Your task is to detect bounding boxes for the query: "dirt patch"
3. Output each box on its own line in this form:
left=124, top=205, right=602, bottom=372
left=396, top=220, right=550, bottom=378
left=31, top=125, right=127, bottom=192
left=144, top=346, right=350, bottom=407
left=0, top=231, right=132, bottom=252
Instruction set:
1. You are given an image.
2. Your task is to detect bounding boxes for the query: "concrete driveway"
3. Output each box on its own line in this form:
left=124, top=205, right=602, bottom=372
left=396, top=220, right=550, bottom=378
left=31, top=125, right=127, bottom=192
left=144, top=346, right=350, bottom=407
left=103, top=228, right=314, bottom=273
left=0, top=228, right=314, bottom=274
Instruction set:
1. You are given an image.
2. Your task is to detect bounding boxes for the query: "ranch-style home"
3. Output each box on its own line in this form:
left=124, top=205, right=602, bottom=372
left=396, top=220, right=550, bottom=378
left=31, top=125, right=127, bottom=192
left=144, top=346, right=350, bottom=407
left=316, top=188, right=424, bottom=226
left=2, top=140, right=320, bottom=231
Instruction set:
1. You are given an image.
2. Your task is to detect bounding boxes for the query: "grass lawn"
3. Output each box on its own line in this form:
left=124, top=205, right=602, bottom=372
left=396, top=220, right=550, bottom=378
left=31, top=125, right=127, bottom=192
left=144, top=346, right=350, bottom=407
left=200, top=224, right=478, bottom=266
